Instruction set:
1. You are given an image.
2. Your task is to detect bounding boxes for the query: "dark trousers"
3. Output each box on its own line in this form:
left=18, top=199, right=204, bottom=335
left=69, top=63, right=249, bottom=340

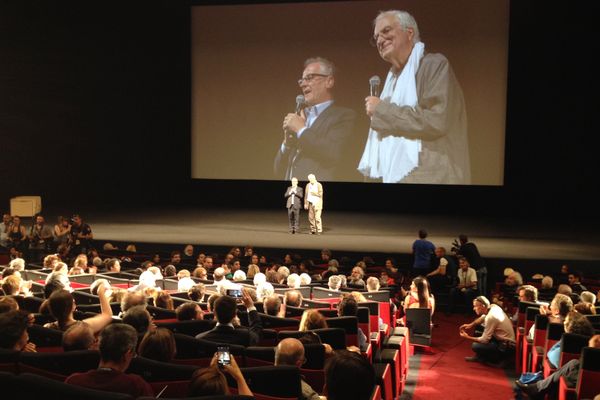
left=472, top=337, right=512, bottom=363
left=287, top=206, right=300, bottom=232
left=533, top=359, right=579, bottom=398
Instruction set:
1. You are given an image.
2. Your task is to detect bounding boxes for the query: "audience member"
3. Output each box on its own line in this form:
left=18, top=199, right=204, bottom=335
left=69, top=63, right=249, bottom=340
left=188, top=352, right=252, bottom=396
left=120, top=290, right=148, bottom=317
left=568, top=271, right=587, bottom=294
left=65, top=323, right=153, bottom=397
left=337, top=295, right=368, bottom=352
left=538, top=275, right=556, bottom=302
left=327, top=275, right=342, bottom=291
left=324, top=349, right=375, bottom=400
left=62, top=321, right=97, bottom=351
left=284, top=290, right=303, bottom=307
left=546, top=311, right=594, bottom=369
left=122, top=305, right=155, bottom=335
left=448, top=256, right=478, bottom=313
left=44, top=285, right=112, bottom=333
left=264, top=295, right=283, bottom=317
left=516, top=334, right=600, bottom=399
left=195, top=289, right=262, bottom=346
left=275, top=338, right=320, bottom=400
left=299, top=309, right=328, bottom=331
left=579, top=290, right=597, bottom=305
left=138, top=327, right=177, bottom=363
left=176, top=302, right=204, bottom=321
left=0, top=310, right=37, bottom=352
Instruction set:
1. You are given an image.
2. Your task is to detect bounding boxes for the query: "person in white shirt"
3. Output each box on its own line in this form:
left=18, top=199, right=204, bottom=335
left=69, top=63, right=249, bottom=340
left=448, top=256, right=478, bottom=313
left=460, top=296, right=516, bottom=366
left=304, top=174, right=323, bottom=234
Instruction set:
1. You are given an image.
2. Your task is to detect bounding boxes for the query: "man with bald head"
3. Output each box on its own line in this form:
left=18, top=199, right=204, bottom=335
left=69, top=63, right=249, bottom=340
left=275, top=338, right=320, bottom=400
left=284, top=290, right=303, bottom=308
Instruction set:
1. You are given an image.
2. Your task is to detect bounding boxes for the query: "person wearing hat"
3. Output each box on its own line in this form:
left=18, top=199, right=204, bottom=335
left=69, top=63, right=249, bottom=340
left=459, top=295, right=516, bottom=366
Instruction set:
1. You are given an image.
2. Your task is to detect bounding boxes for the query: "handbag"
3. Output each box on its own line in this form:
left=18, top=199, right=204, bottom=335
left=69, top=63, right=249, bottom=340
left=518, top=371, right=543, bottom=384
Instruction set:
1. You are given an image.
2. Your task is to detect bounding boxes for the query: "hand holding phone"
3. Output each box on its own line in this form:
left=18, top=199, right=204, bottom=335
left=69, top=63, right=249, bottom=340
left=217, top=346, right=231, bottom=368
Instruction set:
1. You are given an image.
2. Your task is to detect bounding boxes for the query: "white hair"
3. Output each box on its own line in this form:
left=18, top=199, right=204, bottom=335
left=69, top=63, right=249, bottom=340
left=375, top=10, right=421, bottom=43
left=178, top=277, right=196, bottom=292
left=213, top=267, right=225, bottom=281
left=138, top=270, right=157, bottom=287
left=287, top=273, right=300, bottom=289
left=328, top=275, right=342, bottom=291
left=366, top=276, right=380, bottom=292
left=541, top=275, right=553, bottom=289
left=253, top=272, right=266, bottom=286
left=8, top=258, right=25, bottom=271
left=277, top=266, right=290, bottom=279
left=233, top=270, right=247, bottom=282
left=580, top=291, right=597, bottom=305
left=299, top=273, right=311, bottom=285
left=256, top=282, right=274, bottom=301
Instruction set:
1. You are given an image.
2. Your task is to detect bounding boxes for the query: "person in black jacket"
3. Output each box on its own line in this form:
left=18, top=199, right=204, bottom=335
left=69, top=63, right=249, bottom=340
left=195, top=288, right=262, bottom=346
left=453, top=234, right=487, bottom=296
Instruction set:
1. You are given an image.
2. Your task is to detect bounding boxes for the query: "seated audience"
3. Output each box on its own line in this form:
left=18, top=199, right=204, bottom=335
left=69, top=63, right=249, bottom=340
left=62, top=321, right=97, bottom=351
left=44, top=285, right=112, bottom=333
left=188, top=352, right=252, bottom=396
left=275, top=338, right=320, bottom=400
left=460, top=296, right=516, bottom=366
left=448, top=256, right=478, bottom=313
left=284, top=290, right=303, bottom=307
left=287, top=273, right=301, bottom=289
left=120, top=290, right=148, bottom=317
left=516, top=334, right=600, bottom=398
left=176, top=302, right=204, bottom=321
left=138, top=327, right=177, bottom=363
left=154, top=291, right=174, bottom=310
left=538, top=275, right=556, bottom=302
left=299, top=272, right=312, bottom=286
left=337, top=295, right=368, bottom=352
left=0, top=310, right=37, bottom=352
left=65, top=323, right=154, bottom=397
left=403, top=276, right=435, bottom=314
left=568, top=271, right=587, bottom=294
left=546, top=310, right=594, bottom=369
left=232, top=270, right=247, bottom=282
left=122, top=305, right=155, bottom=336
left=264, top=294, right=284, bottom=317
left=579, top=290, right=597, bottom=305
left=324, top=349, right=375, bottom=400
left=188, top=283, right=206, bottom=302
left=247, top=264, right=260, bottom=280
left=327, top=275, right=342, bottom=291
left=299, top=309, right=328, bottom=331
left=195, top=289, right=262, bottom=346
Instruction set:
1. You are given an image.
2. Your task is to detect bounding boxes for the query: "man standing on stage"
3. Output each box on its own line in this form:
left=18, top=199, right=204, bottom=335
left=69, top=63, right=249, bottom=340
left=284, top=177, right=304, bottom=234
left=304, top=174, right=323, bottom=235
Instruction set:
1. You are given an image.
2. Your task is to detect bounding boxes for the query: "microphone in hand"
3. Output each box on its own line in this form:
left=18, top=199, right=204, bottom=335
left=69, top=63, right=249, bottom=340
left=369, top=75, right=381, bottom=97
left=295, top=94, right=306, bottom=115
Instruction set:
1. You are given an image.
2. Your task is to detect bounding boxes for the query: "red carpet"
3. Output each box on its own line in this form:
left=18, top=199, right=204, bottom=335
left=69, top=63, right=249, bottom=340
left=402, top=313, right=518, bottom=400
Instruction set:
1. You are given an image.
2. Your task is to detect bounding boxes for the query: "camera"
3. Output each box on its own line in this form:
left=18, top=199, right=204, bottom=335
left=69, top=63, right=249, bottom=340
left=217, top=346, right=231, bottom=367
left=451, top=238, right=461, bottom=253
left=226, top=288, right=242, bottom=299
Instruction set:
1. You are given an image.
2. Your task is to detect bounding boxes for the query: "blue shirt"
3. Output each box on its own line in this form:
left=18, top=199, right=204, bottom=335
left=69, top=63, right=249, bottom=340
left=412, top=239, right=436, bottom=269
left=547, top=340, right=561, bottom=369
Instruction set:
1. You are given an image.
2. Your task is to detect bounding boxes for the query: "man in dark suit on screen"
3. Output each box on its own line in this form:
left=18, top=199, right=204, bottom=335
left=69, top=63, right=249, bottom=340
left=284, top=177, right=303, bottom=234
left=195, top=289, right=262, bottom=346
left=274, top=57, right=357, bottom=182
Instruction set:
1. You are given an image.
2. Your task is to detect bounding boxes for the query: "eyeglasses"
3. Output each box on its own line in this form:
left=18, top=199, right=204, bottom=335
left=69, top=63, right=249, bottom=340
left=297, top=73, right=329, bottom=85
left=370, top=25, right=396, bottom=47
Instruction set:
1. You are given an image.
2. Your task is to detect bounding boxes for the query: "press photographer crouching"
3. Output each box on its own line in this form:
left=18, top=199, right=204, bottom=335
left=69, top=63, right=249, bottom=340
left=459, top=295, right=516, bottom=367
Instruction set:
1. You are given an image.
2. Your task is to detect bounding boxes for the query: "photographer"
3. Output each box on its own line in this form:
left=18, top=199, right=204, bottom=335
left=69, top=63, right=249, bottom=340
left=28, top=214, right=53, bottom=262
left=195, top=287, right=263, bottom=346
left=452, top=234, right=487, bottom=296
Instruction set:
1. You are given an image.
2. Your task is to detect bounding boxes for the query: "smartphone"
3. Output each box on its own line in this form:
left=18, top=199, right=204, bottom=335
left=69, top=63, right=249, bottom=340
left=226, top=288, right=242, bottom=299
left=217, top=346, right=231, bottom=368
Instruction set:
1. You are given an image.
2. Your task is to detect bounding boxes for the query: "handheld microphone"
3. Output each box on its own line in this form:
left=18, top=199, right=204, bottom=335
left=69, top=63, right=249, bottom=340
left=369, top=75, right=381, bottom=97
left=295, top=94, right=306, bottom=115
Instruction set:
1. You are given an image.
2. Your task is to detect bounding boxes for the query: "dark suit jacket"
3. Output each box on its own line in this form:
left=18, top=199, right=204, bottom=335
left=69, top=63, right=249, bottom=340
left=274, top=105, right=357, bottom=182
left=194, top=309, right=262, bottom=346
left=285, top=186, right=303, bottom=209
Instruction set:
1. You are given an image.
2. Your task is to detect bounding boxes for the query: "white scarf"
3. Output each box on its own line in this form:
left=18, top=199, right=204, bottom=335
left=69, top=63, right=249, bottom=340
left=358, top=42, right=425, bottom=183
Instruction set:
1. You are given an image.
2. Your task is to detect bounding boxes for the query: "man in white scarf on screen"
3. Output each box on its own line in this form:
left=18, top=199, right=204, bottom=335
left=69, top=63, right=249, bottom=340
left=358, top=10, right=471, bottom=185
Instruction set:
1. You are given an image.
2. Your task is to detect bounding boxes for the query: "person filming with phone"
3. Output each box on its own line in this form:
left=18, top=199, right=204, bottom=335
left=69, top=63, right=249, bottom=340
left=195, top=287, right=263, bottom=346
left=188, top=349, right=253, bottom=397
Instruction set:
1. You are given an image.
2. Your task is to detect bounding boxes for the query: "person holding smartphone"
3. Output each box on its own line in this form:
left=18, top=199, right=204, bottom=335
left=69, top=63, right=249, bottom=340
left=195, top=287, right=263, bottom=346
left=188, top=350, right=253, bottom=396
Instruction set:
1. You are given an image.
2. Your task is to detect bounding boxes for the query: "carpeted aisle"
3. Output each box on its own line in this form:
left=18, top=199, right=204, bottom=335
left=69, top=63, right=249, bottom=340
left=401, top=313, right=518, bottom=400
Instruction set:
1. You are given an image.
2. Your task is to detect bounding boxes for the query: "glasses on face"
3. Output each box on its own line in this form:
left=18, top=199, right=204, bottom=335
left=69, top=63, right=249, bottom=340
left=297, top=73, right=329, bottom=85
left=370, top=24, right=396, bottom=47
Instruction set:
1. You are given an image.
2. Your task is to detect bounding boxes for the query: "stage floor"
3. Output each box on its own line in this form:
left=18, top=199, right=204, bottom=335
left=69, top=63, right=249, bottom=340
left=82, top=207, right=600, bottom=262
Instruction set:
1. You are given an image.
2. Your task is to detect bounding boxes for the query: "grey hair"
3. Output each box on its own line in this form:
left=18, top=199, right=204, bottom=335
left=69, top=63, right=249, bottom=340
left=304, top=57, right=335, bottom=76
left=580, top=291, right=597, bottom=305
left=541, top=275, right=553, bottom=289
left=375, top=10, right=421, bottom=44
